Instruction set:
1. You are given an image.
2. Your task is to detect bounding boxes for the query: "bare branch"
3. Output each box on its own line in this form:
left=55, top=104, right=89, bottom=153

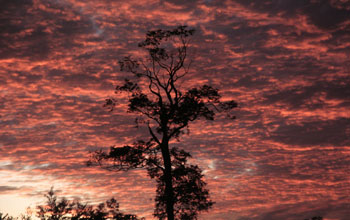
left=148, top=123, right=161, bottom=145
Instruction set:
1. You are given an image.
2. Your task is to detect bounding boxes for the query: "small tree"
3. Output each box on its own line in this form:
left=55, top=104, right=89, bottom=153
left=37, top=188, right=72, bottom=220
left=37, top=188, right=141, bottom=220
left=88, top=26, right=237, bottom=220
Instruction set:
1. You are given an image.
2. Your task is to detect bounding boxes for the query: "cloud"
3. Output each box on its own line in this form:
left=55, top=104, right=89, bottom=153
left=0, top=186, right=19, bottom=194
left=264, top=77, right=350, bottom=109
left=269, top=118, right=350, bottom=146
left=232, top=0, right=350, bottom=29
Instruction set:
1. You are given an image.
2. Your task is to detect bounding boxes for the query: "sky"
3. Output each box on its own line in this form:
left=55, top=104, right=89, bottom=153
left=0, top=0, right=350, bottom=219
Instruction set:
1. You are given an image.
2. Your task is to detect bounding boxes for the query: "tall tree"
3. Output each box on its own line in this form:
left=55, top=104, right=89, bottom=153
left=88, top=26, right=237, bottom=220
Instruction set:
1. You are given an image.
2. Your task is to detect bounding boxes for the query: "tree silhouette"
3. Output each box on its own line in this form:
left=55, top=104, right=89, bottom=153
left=88, top=26, right=237, bottom=220
left=37, top=188, right=72, bottom=220
left=37, top=188, right=141, bottom=220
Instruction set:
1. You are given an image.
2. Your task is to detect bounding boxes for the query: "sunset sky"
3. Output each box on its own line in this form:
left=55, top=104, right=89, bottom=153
left=1, top=0, right=350, bottom=219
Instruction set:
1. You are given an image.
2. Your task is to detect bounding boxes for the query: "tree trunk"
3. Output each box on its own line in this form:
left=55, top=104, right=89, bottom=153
left=161, top=139, right=175, bottom=220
